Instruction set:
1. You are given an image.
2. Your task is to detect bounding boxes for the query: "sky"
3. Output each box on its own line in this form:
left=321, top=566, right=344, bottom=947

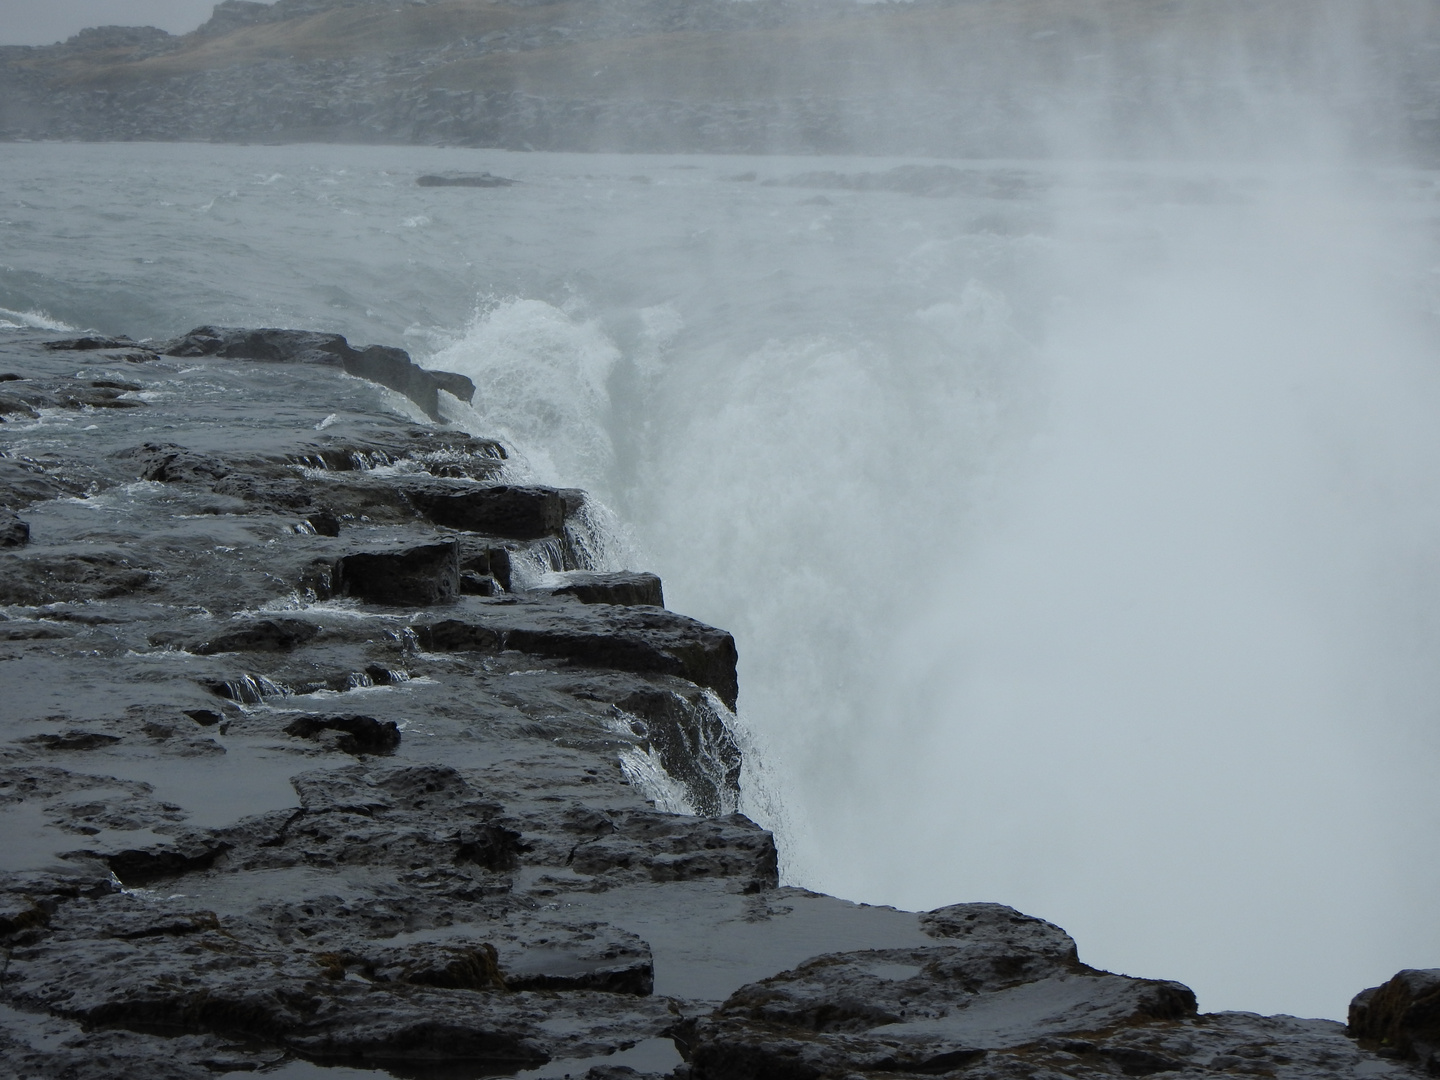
left=0, top=0, right=264, bottom=45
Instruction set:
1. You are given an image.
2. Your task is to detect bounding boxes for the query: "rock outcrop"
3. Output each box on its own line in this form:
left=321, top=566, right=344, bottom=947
left=0, top=324, right=1430, bottom=1079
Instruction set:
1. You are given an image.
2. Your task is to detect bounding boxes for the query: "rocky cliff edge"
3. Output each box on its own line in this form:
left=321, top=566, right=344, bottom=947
left=0, top=325, right=1431, bottom=1079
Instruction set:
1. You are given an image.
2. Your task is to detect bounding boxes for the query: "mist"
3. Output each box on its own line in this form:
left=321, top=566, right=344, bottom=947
left=697, top=169, right=1440, bottom=1019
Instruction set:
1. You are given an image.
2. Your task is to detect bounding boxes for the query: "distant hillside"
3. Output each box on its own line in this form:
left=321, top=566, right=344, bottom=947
left=2, top=0, right=1438, bottom=158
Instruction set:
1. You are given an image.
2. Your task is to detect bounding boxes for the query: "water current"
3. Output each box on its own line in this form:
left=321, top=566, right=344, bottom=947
left=3, top=142, right=1439, bottom=1019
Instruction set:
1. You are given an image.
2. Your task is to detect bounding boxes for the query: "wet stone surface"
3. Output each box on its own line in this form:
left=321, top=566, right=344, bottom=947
left=0, top=327, right=1427, bottom=1080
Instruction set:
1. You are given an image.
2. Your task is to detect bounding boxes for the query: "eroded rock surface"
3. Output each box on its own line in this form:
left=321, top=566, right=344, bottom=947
left=0, top=326, right=1427, bottom=1080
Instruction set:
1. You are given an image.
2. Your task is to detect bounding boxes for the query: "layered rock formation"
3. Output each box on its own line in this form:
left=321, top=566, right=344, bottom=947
left=0, top=325, right=1431, bottom=1079
left=2, top=0, right=1439, bottom=158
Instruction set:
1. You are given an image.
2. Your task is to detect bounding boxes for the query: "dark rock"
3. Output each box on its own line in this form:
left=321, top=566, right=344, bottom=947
left=460, top=536, right=512, bottom=590
left=1350, top=968, right=1440, bottom=1071
left=504, top=608, right=740, bottom=710
left=161, top=325, right=353, bottom=365
left=455, top=823, right=529, bottom=871
left=567, top=811, right=778, bottom=890
left=0, top=393, right=39, bottom=420
left=43, top=335, right=143, bottom=351
left=335, top=539, right=460, bottom=605
left=341, top=343, right=477, bottom=417
left=119, top=441, right=233, bottom=484
left=417, top=173, right=516, bottom=187
left=543, top=571, right=664, bottom=607
left=403, top=481, right=566, bottom=539
left=303, top=507, right=340, bottom=536
left=0, top=457, right=86, bottom=508
left=183, top=709, right=224, bottom=726
left=0, top=550, right=152, bottom=604
left=284, top=714, right=402, bottom=756
left=414, top=603, right=740, bottom=707
left=159, top=325, right=475, bottom=420
left=687, top=903, right=1197, bottom=1080
left=102, top=838, right=232, bottom=887
left=0, top=508, right=29, bottom=546
left=194, top=618, right=320, bottom=655
left=461, top=570, right=498, bottom=595
left=22, top=731, right=123, bottom=751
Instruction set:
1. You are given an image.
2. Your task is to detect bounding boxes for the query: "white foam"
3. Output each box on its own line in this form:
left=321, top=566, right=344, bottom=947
left=0, top=306, right=75, bottom=332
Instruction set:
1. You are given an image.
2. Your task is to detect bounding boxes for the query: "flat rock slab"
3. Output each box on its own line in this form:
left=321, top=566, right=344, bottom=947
left=414, top=599, right=739, bottom=708
left=536, top=570, right=665, bottom=607
left=400, top=480, right=566, bottom=539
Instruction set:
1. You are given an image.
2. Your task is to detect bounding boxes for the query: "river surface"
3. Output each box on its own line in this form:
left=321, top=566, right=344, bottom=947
left=4, top=140, right=1440, bottom=1019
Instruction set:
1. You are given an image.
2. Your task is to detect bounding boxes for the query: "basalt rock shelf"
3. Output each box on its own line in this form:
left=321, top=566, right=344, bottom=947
left=0, top=326, right=1430, bottom=1080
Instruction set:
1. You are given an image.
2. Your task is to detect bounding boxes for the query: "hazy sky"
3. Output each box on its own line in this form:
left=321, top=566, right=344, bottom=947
left=0, top=0, right=265, bottom=45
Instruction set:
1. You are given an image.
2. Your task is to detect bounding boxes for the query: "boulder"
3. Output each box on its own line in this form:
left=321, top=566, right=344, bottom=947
left=1350, top=968, right=1440, bottom=1071
left=541, top=571, right=664, bottom=607
left=403, top=481, right=566, bottom=539
left=0, top=508, right=29, bottom=546
left=283, top=714, right=402, bottom=756
left=335, top=539, right=460, bottom=605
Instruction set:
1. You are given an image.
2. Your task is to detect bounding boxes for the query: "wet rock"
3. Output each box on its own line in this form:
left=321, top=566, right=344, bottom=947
left=402, top=480, right=567, bottom=539
left=302, top=506, right=340, bottom=535
left=341, top=342, right=476, bottom=418
left=567, top=810, right=778, bottom=890
left=0, top=392, right=39, bottom=419
left=417, top=172, right=517, bottom=187
left=43, top=335, right=146, bottom=351
left=159, top=325, right=474, bottom=419
left=1350, top=968, right=1440, bottom=1071
left=543, top=570, right=665, bottom=607
left=0, top=456, right=84, bottom=508
left=22, top=731, right=123, bottom=752
left=414, top=602, right=740, bottom=708
left=455, top=822, right=529, bottom=871
left=616, top=689, right=739, bottom=817
left=192, top=617, right=320, bottom=654
left=0, top=550, right=152, bottom=604
left=460, top=535, right=512, bottom=590
left=283, top=714, right=402, bottom=756
left=100, top=836, right=233, bottom=887
left=687, top=903, right=1195, bottom=1080
left=335, top=538, right=460, bottom=605
left=0, top=507, right=29, bottom=546
left=161, top=325, right=353, bottom=364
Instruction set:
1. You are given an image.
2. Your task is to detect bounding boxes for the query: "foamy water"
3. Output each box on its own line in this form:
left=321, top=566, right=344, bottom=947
left=3, top=143, right=1439, bottom=1018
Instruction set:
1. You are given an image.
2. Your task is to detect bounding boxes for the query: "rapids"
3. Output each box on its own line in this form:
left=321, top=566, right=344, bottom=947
left=2, top=142, right=1438, bottom=1019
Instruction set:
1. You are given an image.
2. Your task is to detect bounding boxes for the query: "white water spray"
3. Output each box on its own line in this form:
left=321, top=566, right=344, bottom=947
left=426, top=163, right=1440, bottom=1020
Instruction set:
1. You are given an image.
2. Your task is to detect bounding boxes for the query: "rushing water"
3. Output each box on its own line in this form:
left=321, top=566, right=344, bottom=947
left=4, top=141, right=1440, bottom=1020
